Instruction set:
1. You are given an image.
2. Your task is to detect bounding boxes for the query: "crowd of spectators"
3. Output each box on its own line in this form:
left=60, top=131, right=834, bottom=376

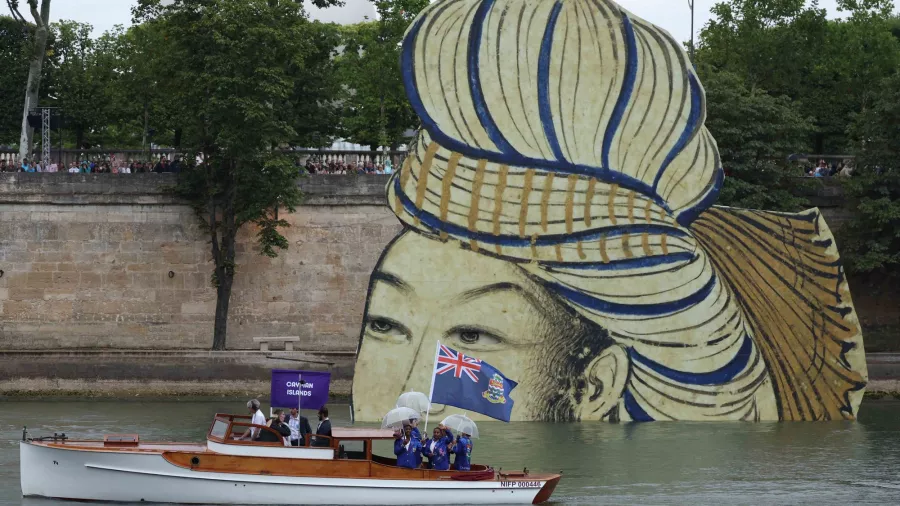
left=303, top=159, right=394, bottom=175
left=0, top=156, right=182, bottom=174
left=804, top=159, right=854, bottom=178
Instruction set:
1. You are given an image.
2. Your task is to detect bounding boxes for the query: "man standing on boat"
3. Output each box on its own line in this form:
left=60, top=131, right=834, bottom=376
left=240, top=399, right=267, bottom=440
left=312, top=406, right=332, bottom=447
left=287, top=408, right=312, bottom=447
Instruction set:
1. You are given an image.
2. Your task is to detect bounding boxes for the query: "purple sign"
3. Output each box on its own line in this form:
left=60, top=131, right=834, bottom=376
left=270, top=370, right=331, bottom=410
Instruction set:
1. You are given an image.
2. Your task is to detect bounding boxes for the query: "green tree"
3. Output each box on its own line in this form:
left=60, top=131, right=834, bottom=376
left=336, top=0, right=427, bottom=150
left=698, top=0, right=900, bottom=154
left=281, top=20, right=343, bottom=148
left=5, top=0, right=51, bottom=159
left=0, top=15, right=31, bottom=145
left=48, top=20, right=114, bottom=149
left=137, top=0, right=340, bottom=350
left=98, top=23, right=175, bottom=151
left=841, top=73, right=900, bottom=277
left=701, top=68, right=812, bottom=211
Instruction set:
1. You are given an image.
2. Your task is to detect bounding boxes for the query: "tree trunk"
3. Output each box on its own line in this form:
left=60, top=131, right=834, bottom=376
left=142, top=99, right=149, bottom=159
left=17, top=1, right=51, bottom=162
left=212, top=268, right=234, bottom=351
left=210, top=159, right=238, bottom=351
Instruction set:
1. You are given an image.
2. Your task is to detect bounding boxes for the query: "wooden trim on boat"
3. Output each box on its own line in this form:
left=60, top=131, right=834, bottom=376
left=26, top=441, right=207, bottom=454
left=162, top=451, right=559, bottom=484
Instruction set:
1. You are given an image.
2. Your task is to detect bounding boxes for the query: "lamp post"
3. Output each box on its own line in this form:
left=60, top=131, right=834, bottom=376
left=688, top=0, right=695, bottom=63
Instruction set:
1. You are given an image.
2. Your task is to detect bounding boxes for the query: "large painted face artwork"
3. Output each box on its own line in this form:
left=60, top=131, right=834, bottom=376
left=352, top=0, right=868, bottom=422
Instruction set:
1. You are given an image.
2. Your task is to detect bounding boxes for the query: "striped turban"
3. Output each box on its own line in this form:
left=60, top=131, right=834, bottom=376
left=388, top=0, right=867, bottom=421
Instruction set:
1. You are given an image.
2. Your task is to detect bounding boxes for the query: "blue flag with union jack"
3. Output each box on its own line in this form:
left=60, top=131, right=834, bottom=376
left=429, top=342, right=518, bottom=422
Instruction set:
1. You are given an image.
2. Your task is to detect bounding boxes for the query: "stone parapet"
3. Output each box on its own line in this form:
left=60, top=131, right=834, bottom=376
left=0, top=172, right=390, bottom=206
left=0, top=173, right=400, bottom=351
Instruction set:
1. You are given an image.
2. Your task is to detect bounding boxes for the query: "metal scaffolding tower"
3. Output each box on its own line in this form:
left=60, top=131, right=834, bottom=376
left=41, top=108, right=51, bottom=168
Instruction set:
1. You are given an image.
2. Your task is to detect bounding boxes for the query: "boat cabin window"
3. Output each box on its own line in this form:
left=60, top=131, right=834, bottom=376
left=338, top=440, right=367, bottom=460
left=210, top=419, right=229, bottom=439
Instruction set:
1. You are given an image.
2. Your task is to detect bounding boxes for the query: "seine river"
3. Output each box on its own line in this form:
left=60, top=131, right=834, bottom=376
left=2, top=400, right=900, bottom=505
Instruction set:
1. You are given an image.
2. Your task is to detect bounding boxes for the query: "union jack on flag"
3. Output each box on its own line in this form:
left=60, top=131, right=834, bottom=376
left=435, top=344, right=482, bottom=382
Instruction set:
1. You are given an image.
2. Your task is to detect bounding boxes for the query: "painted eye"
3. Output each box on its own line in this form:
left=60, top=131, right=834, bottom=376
left=365, top=317, right=410, bottom=344
left=448, top=328, right=503, bottom=350
left=460, top=331, right=480, bottom=344
left=370, top=319, right=393, bottom=333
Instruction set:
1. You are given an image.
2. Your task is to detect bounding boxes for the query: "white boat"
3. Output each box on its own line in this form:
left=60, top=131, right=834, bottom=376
left=20, top=413, right=561, bottom=504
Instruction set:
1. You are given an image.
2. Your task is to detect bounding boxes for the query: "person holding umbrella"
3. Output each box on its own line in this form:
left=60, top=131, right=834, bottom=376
left=393, top=424, right=421, bottom=469
left=407, top=418, right=423, bottom=468
left=451, top=432, right=473, bottom=471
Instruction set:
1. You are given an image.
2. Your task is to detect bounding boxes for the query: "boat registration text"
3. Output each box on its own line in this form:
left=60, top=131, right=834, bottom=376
left=500, top=481, right=541, bottom=488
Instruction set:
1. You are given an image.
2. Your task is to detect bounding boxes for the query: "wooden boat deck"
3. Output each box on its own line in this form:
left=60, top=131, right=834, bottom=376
left=34, top=440, right=208, bottom=453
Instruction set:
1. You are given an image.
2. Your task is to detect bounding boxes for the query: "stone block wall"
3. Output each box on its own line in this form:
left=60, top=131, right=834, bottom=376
left=0, top=173, right=401, bottom=351
left=0, top=172, right=894, bottom=355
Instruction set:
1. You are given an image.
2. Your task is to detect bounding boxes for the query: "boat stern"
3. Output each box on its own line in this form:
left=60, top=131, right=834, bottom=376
left=532, top=475, right=562, bottom=504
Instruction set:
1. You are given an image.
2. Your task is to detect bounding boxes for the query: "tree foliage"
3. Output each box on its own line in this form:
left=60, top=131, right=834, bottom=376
left=698, top=0, right=900, bottom=154
left=840, top=72, right=900, bottom=277
left=701, top=68, right=812, bottom=212
left=335, top=0, right=427, bottom=149
left=697, top=0, right=900, bottom=275
left=0, top=15, right=32, bottom=145
left=135, top=0, right=340, bottom=350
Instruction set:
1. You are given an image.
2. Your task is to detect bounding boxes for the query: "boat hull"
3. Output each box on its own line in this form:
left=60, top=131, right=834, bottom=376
left=21, top=442, right=559, bottom=505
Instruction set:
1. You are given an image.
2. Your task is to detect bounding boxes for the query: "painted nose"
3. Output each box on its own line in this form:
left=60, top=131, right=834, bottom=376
left=402, top=335, right=444, bottom=415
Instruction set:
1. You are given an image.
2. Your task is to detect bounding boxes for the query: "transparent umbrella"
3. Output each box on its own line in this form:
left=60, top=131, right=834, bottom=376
left=381, top=407, right=421, bottom=430
left=440, top=414, right=479, bottom=439
left=395, top=391, right=430, bottom=413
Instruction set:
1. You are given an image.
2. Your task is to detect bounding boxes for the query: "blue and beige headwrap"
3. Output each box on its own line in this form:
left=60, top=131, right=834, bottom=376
left=389, top=0, right=867, bottom=421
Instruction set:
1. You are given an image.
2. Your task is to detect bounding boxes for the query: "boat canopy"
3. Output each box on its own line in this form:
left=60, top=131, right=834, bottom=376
left=331, top=428, right=396, bottom=440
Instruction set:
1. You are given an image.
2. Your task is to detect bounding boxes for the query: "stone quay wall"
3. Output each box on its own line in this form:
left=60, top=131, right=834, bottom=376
left=0, top=173, right=401, bottom=353
left=0, top=173, right=897, bottom=397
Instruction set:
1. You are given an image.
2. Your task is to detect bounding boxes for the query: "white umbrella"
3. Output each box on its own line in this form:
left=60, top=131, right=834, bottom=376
left=380, top=407, right=421, bottom=430
left=440, top=414, right=479, bottom=439
left=395, top=391, right=430, bottom=413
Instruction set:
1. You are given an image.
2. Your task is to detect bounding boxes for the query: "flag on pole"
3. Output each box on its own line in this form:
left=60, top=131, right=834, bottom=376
left=428, top=342, right=517, bottom=422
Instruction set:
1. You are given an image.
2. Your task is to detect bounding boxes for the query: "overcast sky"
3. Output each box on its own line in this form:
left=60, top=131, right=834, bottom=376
left=1, top=0, right=859, bottom=45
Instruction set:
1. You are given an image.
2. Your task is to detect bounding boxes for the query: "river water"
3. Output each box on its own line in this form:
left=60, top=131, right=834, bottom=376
left=2, top=400, right=900, bottom=505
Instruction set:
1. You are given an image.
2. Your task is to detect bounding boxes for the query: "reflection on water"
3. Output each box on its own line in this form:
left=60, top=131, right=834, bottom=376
left=2, top=400, right=900, bottom=505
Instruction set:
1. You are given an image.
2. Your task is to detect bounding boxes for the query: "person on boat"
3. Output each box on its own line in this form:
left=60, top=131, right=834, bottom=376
left=240, top=399, right=267, bottom=440
left=257, top=409, right=292, bottom=444
left=408, top=418, right=423, bottom=468
left=312, top=406, right=332, bottom=447
left=393, top=425, right=421, bottom=469
left=422, top=424, right=454, bottom=471
left=450, top=432, right=473, bottom=471
left=288, top=407, right=313, bottom=447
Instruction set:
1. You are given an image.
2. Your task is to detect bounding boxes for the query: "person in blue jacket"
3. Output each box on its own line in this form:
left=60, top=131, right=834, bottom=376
left=451, top=432, right=473, bottom=471
left=407, top=418, right=423, bottom=468
left=393, top=425, right=421, bottom=469
left=422, top=424, right=454, bottom=471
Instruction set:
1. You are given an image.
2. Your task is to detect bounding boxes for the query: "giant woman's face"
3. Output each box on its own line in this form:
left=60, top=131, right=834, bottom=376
left=352, top=231, right=626, bottom=422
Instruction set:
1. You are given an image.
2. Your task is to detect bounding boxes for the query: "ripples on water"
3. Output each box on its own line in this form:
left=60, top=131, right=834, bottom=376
left=2, top=400, right=900, bottom=505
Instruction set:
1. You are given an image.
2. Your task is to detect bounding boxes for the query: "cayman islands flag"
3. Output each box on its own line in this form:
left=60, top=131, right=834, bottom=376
left=428, top=342, right=518, bottom=422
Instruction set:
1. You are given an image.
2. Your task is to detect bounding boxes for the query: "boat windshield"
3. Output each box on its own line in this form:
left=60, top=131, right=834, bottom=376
left=210, top=419, right=229, bottom=439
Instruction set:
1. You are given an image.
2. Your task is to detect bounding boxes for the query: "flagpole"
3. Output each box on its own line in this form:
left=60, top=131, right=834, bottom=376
left=422, top=340, right=441, bottom=435
left=298, top=373, right=302, bottom=413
